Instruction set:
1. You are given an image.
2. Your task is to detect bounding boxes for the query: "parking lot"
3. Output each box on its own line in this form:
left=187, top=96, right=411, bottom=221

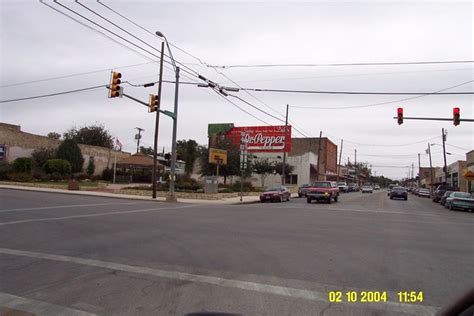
left=1, top=188, right=473, bottom=315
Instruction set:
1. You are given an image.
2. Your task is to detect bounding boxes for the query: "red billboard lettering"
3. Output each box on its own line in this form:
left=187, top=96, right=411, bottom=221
left=225, top=125, right=292, bottom=152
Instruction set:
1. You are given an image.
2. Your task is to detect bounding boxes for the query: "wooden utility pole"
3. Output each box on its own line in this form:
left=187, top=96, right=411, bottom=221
left=428, top=143, right=434, bottom=194
left=442, top=128, right=448, bottom=184
left=282, top=104, right=289, bottom=185
left=418, top=153, right=421, bottom=188
left=135, top=127, right=144, bottom=153
left=337, top=139, right=343, bottom=181
left=316, top=131, right=323, bottom=180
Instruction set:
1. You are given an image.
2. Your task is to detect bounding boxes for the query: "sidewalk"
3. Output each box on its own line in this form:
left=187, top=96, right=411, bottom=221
left=0, top=184, right=264, bottom=205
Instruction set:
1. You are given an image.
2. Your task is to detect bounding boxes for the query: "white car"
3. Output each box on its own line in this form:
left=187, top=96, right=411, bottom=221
left=418, top=188, right=431, bottom=198
left=337, top=182, right=349, bottom=192
left=361, top=185, right=373, bottom=193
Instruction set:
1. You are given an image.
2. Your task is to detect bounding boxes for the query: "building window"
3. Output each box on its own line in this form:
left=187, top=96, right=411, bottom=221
left=285, top=174, right=298, bottom=185
left=452, top=172, right=459, bottom=190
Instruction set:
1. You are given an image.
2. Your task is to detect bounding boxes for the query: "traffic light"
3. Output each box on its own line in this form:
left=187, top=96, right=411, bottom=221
left=397, top=107, right=403, bottom=125
left=453, top=107, right=460, bottom=126
left=149, top=94, right=159, bottom=112
left=109, top=72, right=122, bottom=98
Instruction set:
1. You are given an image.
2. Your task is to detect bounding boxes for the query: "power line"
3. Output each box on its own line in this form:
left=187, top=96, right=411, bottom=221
left=290, top=80, right=474, bottom=110
left=325, top=134, right=442, bottom=147
left=446, top=143, right=471, bottom=151
left=0, top=85, right=105, bottom=103
left=208, top=60, right=474, bottom=69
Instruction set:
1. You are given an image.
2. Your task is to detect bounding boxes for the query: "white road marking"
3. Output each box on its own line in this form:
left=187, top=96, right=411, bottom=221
left=0, top=247, right=439, bottom=316
left=0, top=205, right=195, bottom=226
left=0, top=292, right=97, bottom=316
left=0, top=201, right=151, bottom=213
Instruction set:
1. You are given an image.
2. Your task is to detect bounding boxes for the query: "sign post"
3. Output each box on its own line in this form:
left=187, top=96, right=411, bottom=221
left=240, top=132, right=249, bottom=202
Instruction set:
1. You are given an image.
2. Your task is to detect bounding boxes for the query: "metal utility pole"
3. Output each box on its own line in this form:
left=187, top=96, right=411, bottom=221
left=337, top=139, right=343, bottom=182
left=166, top=66, right=180, bottom=202
left=418, top=153, right=421, bottom=188
left=152, top=42, right=165, bottom=199
left=428, top=143, right=434, bottom=194
left=282, top=104, right=289, bottom=185
left=135, top=127, right=144, bottom=153
left=316, top=131, right=323, bottom=180
left=442, top=128, right=448, bottom=184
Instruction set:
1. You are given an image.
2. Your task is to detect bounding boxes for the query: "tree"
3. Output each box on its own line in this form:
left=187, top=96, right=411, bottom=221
left=47, top=132, right=61, bottom=140
left=252, top=159, right=274, bottom=187
left=199, top=140, right=242, bottom=184
left=63, top=123, right=114, bottom=149
left=12, top=158, right=34, bottom=174
left=86, top=156, right=95, bottom=176
left=56, top=139, right=84, bottom=173
left=31, top=147, right=56, bottom=168
left=273, top=162, right=295, bottom=176
left=177, top=139, right=199, bottom=176
left=139, top=146, right=154, bottom=156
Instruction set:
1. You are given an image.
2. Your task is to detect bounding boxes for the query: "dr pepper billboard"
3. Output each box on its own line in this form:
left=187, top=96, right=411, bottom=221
left=225, top=125, right=292, bottom=152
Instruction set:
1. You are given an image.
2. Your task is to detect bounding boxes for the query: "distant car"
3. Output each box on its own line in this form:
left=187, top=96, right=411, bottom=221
left=413, top=188, right=420, bottom=196
left=337, top=182, right=349, bottom=193
left=440, top=191, right=454, bottom=206
left=374, top=185, right=381, bottom=190
left=445, top=192, right=474, bottom=211
left=418, top=188, right=431, bottom=198
left=390, top=187, right=408, bottom=200
left=347, top=183, right=356, bottom=192
left=362, top=185, right=373, bottom=193
left=298, top=184, right=311, bottom=198
left=306, top=181, right=339, bottom=204
left=260, top=186, right=291, bottom=203
left=387, top=184, right=396, bottom=196
left=433, top=185, right=455, bottom=203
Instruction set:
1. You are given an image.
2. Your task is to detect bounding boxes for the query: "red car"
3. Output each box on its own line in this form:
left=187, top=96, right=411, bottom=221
left=260, top=186, right=291, bottom=202
left=306, top=181, right=339, bottom=204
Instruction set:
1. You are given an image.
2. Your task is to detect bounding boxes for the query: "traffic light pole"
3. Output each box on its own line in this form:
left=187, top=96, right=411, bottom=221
left=152, top=42, right=165, bottom=199
left=166, top=66, right=180, bottom=203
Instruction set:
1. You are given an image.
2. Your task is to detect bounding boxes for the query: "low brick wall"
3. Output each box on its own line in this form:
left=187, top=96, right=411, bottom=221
left=118, top=190, right=261, bottom=200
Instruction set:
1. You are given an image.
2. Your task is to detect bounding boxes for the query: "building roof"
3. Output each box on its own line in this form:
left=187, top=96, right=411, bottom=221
left=116, top=153, right=163, bottom=169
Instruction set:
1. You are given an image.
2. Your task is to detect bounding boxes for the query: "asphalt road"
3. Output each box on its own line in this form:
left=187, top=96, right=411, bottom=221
left=0, top=188, right=473, bottom=316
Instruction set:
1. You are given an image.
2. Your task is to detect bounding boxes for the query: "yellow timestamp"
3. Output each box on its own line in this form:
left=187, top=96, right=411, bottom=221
left=328, top=291, right=423, bottom=303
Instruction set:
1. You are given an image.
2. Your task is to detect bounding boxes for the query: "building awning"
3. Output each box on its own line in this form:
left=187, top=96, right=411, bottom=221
left=463, top=170, right=474, bottom=181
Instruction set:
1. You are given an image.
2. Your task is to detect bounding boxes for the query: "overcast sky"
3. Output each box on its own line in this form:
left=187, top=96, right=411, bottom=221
left=1, top=0, right=473, bottom=179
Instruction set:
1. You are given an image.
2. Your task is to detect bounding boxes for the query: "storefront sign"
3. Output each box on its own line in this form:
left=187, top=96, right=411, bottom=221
left=209, top=148, right=227, bottom=165
left=225, top=125, right=292, bottom=152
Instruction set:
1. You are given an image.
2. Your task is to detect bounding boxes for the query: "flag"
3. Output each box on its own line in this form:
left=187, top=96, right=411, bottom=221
left=115, top=138, right=123, bottom=150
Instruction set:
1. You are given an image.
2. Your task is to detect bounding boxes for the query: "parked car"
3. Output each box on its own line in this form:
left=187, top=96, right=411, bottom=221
left=444, top=192, right=474, bottom=211
left=390, top=186, right=408, bottom=200
left=413, top=188, right=420, bottom=196
left=298, top=184, right=311, bottom=197
left=440, top=191, right=454, bottom=206
left=337, top=182, right=349, bottom=193
left=306, top=181, right=339, bottom=204
left=418, top=188, right=431, bottom=198
left=260, top=186, right=291, bottom=203
left=433, top=185, right=455, bottom=203
left=347, top=183, right=356, bottom=192
left=374, top=185, right=381, bottom=190
left=362, top=185, right=373, bottom=193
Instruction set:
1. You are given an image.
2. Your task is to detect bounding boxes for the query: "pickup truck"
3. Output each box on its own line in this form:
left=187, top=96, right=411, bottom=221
left=306, top=181, right=340, bottom=204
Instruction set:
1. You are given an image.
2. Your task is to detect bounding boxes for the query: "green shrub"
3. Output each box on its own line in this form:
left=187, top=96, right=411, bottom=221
left=44, top=159, right=72, bottom=176
left=49, top=172, right=64, bottom=181
left=7, top=172, right=32, bottom=182
left=231, top=181, right=254, bottom=192
left=56, top=139, right=84, bottom=173
left=0, top=161, right=12, bottom=180
left=75, top=173, right=89, bottom=181
left=31, top=147, right=56, bottom=169
left=101, top=167, right=113, bottom=181
left=219, top=188, right=234, bottom=193
left=86, top=156, right=95, bottom=176
left=12, top=158, right=34, bottom=173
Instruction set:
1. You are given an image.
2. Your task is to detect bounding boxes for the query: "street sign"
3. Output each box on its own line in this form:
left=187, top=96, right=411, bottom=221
left=209, top=148, right=227, bottom=165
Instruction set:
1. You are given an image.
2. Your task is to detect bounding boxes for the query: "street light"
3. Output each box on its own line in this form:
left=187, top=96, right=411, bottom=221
left=156, top=30, right=180, bottom=202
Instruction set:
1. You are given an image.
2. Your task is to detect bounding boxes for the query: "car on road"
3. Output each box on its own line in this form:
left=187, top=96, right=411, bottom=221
left=337, top=182, right=349, bottom=193
left=306, top=181, right=339, bottom=204
left=440, top=191, right=454, bottom=206
left=387, top=184, right=396, bottom=196
left=444, top=192, right=474, bottom=211
left=374, top=185, right=381, bottom=190
left=433, top=184, right=455, bottom=203
left=418, top=188, right=431, bottom=198
left=260, top=186, right=291, bottom=203
left=390, top=186, right=408, bottom=200
left=298, top=184, right=311, bottom=197
left=412, top=188, right=419, bottom=196
left=361, top=185, right=373, bottom=193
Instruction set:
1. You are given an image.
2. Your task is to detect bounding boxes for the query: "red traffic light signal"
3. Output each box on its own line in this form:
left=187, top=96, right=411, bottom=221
left=453, top=107, right=460, bottom=126
left=149, top=94, right=159, bottom=112
left=109, top=72, right=122, bottom=98
left=397, top=107, right=403, bottom=125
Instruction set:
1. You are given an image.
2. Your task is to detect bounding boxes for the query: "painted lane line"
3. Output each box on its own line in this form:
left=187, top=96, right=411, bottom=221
left=0, top=292, right=97, bottom=316
left=0, top=205, right=195, bottom=226
left=0, top=248, right=439, bottom=316
left=0, top=201, right=151, bottom=213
